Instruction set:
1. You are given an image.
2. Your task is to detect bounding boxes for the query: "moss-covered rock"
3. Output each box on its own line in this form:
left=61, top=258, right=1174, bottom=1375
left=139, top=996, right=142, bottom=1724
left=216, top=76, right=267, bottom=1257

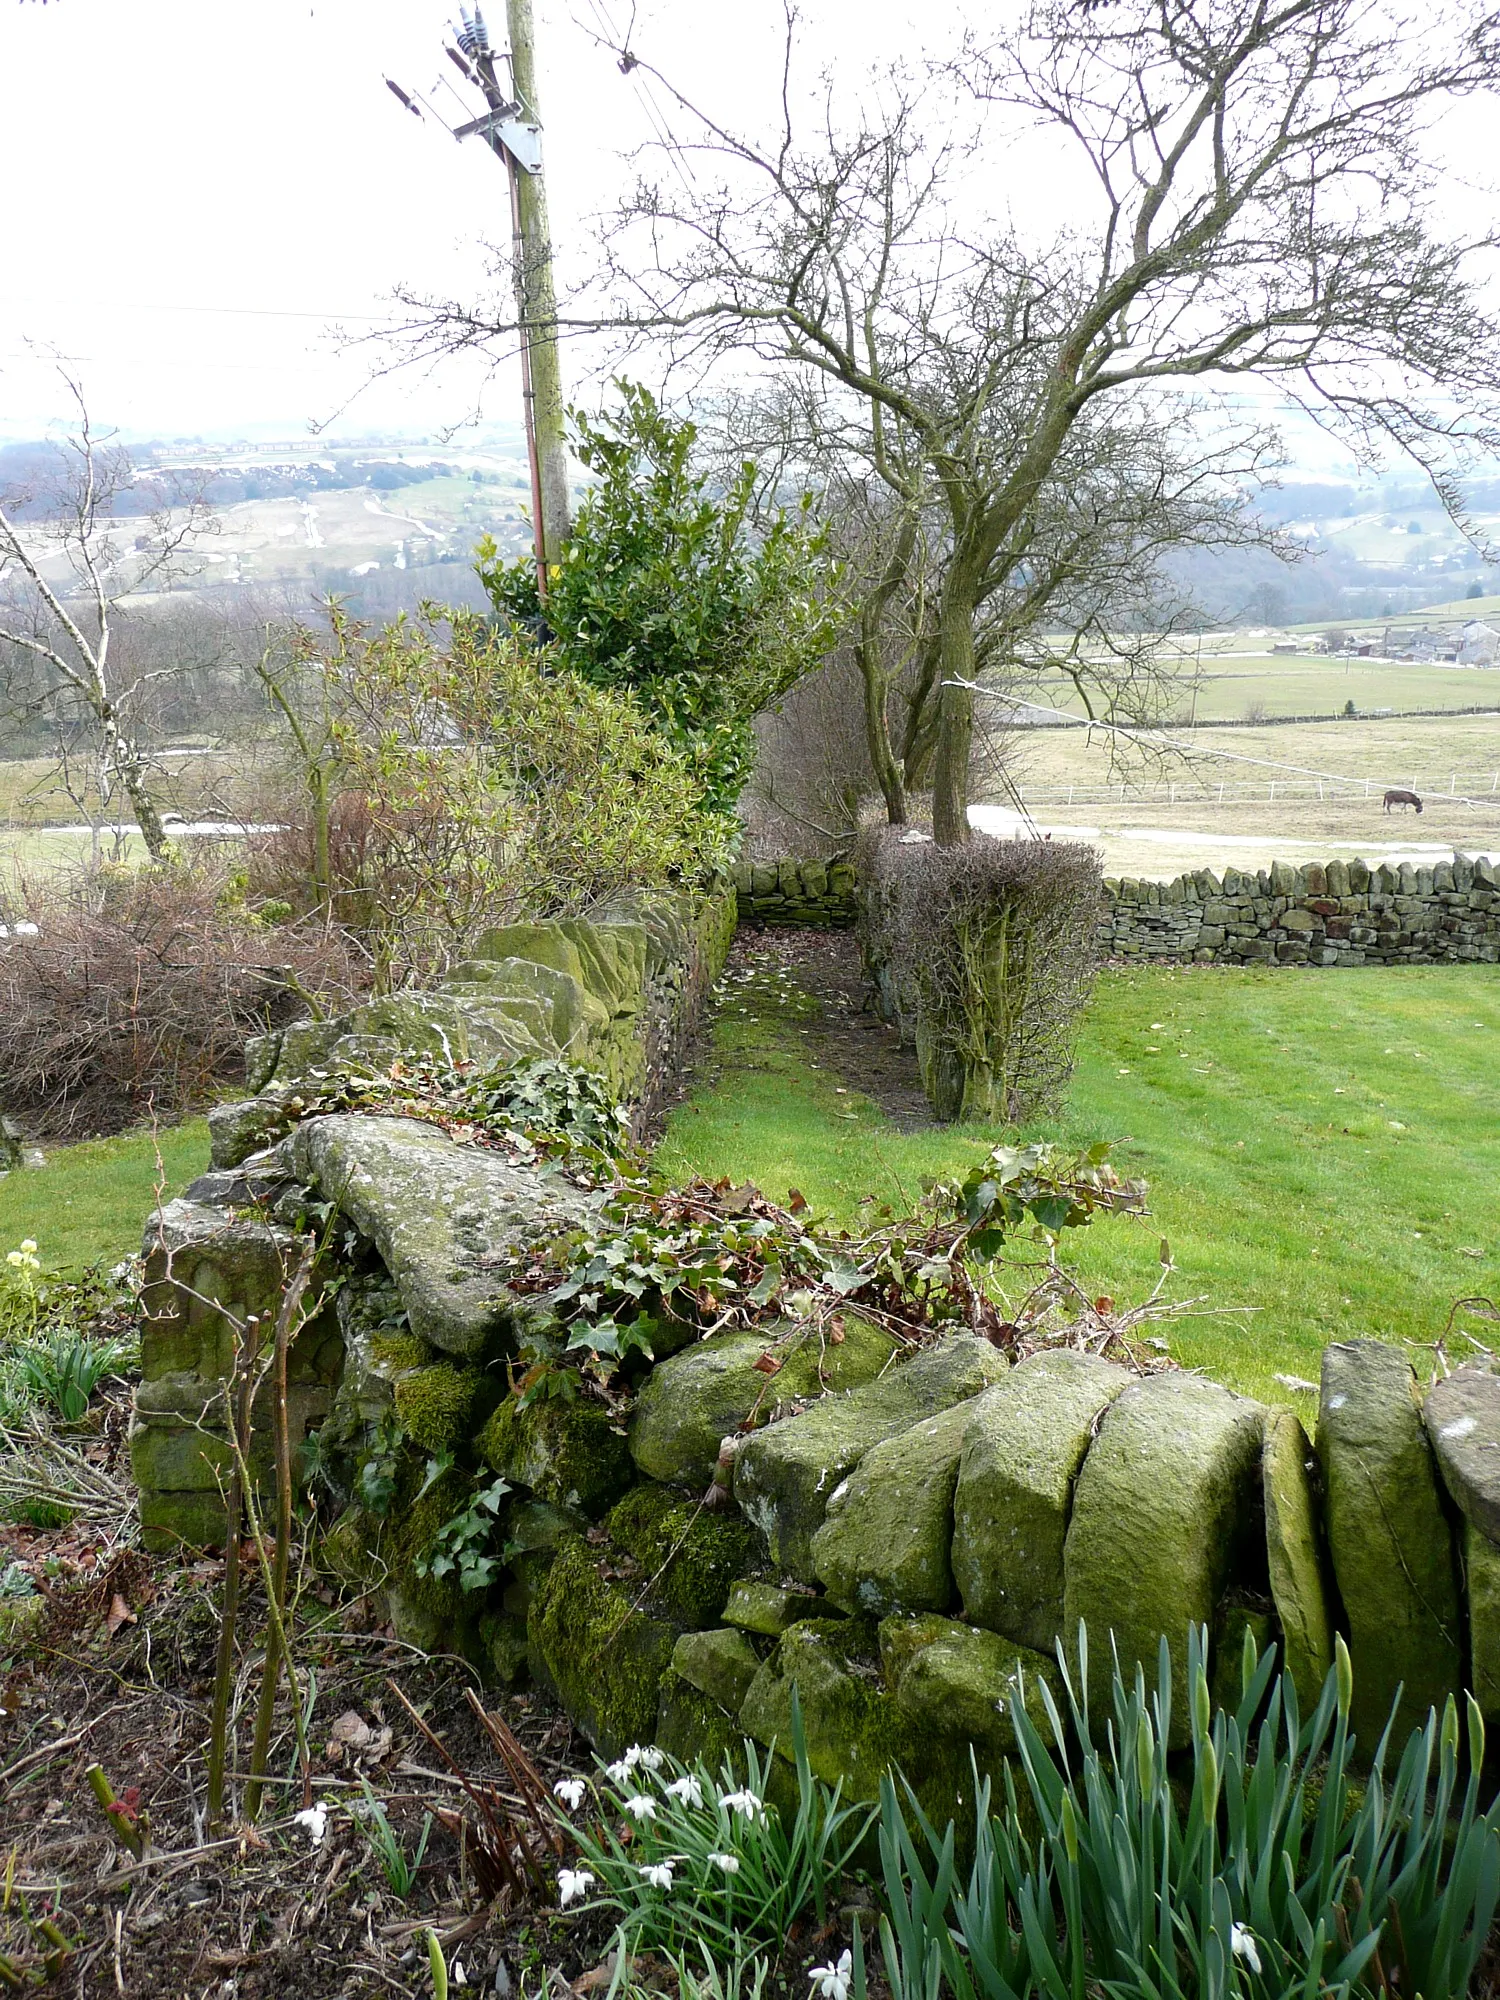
left=605, top=1484, right=752, bottom=1628
left=290, top=1114, right=601, bottom=1357
left=724, top=1580, right=834, bottom=1636
left=877, top=1613, right=1052, bottom=1766
left=812, top=1399, right=979, bottom=1616
left=528, top=1537, right=680, bottom=1756
left=477, top=1394, right=634, bottom=1517
left=0, top=1594, right=46, bottom=1655
left=1465, top=1524, right=1500, bottom=1728
left=1210, top=1599, right=1277, bottom=1718
left=480, top=1611, right=531, bottom=1689
left=671, top=1626, right=763, bottom=1714
left=1062, top=1374, right=1266, bottom=1747
left=655, top=1668, right=746, bottom=1776
left=628, top=1316, right=898, bottom=1488
left=735, top=1333, right=1008, bottom=1582
left=1319, top=1339, right=1462, bottom=1746
left=952, top=1350, right=1131, bottom=1651
left=1424, top=1361, right=1500, bottom=1543
left=1262, top=1409, right=1334, bottom=1712
left=378, top=1459, right=473, bottom=1634
left=393, top=1362, right=489, bottom=1455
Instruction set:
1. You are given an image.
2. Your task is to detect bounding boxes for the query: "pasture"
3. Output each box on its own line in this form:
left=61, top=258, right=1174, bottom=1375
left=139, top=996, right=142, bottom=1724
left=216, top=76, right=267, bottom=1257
left=658, top=949, right=1500, bottom=1411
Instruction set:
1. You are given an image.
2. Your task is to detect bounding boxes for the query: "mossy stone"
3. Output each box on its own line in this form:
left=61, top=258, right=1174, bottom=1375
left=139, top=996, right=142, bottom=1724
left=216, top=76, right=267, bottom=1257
left=605, top=1484, right=752, bottom=1628
left=394, top=1362, right=488, bottom=1455
left=290, top=1114, right=601, bottom=1358
left=655, top=1668, right=745, bottom=1776
left=1062, top=1373, right=1266, bottom=1748
left=379, top=1460, right=471, bottom=1632
left=1465, top=1524, right=1500, bottom=1727
left=477, top=1395, right=634, bottom=1517
left=735, top=1333, right=1009, bottom=1583
left=0, top=1594, right=46, bottom=1654
left=139, top=1488, right=230, bottom=1553
left=527, top=1537, right=680, bottom=1756
left=812, top=1399, right=978, bottom=1616
left=628, top=1316, right=898, bottom=1488
left=1262, top=1409, right=1334, bottom=1712
left=724, top=1580, right=833, bottom=1636
left=671, top=1627, right=763, bottom=1714
left=952, top=1350, right=1131, bottom=1651
left=480, top=1611, right=531, bottom=1689
left=1318, top=1339, right=1462, bottom=1747
left=1424, top=1361, right=1500, bottom=1542
left=877, top=1613, right=1053, bottom=1765
left=1210, top=1600, right=1277, bottom=1718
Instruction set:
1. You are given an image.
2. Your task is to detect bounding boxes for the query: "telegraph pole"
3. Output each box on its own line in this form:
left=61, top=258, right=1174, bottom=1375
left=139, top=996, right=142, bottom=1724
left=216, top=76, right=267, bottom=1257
left=423, top=4, right=570, bottom=590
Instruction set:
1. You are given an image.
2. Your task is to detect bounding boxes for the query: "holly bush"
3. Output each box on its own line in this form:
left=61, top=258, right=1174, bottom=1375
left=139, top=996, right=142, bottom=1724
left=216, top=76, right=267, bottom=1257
left=477, top=383, right=841, bottom=818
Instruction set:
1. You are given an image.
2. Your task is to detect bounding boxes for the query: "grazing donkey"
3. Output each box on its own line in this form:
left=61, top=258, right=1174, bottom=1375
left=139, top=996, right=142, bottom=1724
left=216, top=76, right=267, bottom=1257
left=1383, top=789, right=1423, bottom=813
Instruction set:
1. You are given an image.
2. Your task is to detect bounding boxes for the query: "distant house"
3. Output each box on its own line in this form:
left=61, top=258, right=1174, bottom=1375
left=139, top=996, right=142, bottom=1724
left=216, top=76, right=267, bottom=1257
left=1458, top=619, right=1499, bottom=665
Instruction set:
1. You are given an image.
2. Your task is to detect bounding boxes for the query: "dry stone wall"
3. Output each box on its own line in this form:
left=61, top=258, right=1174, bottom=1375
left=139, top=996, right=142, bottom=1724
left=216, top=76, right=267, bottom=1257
left=1095, top=853, right=1500, bottom=964
left=737, top=851, right=1500, bottom=964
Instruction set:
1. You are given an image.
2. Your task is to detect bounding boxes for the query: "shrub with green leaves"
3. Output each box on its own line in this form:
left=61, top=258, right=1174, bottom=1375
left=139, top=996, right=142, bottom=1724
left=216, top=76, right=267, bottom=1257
left=876, top=1625, right=1500, bottom=2000
left=479, top=383, right=840, bottom=818
left=551, top=1711, right=871, bottom=1963
left=14, top=1332, right=128, bottom=1423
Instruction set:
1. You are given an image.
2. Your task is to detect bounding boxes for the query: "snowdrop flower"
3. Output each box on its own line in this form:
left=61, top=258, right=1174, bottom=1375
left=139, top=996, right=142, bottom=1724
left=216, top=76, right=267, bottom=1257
left=665, top=1774, right=703, bottom=1808
left=720, top=1789, right=764, bottom=1819
left=553, top=1779, right=586, bottom=1810
left=605, top=1759, right=633, bottom=1784
left=709, top=1852, right=740, bottom=1875
left=557, top=1868, right=594, bottom=1909
left=622, top=1794, right=658, bottom=1821
left=1230, top=1924, right=1262, bottom=1976
left=628, top=1745, right=664, bottom=1771
left=639, top=1861, right=675, bottom=1890
left=808, top=1949, right=853, bottom=2000
left=292, top=1802, right=328, bottom=1846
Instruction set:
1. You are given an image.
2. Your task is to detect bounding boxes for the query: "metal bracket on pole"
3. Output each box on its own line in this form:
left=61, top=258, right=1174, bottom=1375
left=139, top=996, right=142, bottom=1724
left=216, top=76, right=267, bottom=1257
left=452, top=110, right=543, bottom=172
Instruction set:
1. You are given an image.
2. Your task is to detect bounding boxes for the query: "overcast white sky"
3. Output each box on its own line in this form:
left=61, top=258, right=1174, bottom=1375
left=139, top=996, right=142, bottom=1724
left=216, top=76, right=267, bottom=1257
left=0, top=0, right=974, bottom=442
left=0, top=0, right=1488, bottom=475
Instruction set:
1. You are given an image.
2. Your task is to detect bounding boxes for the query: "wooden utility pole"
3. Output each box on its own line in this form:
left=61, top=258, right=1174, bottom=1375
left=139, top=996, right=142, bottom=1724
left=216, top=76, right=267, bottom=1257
left=431, top=2, right=571, bottom=588
left=504, top=0, right=570, bottom=573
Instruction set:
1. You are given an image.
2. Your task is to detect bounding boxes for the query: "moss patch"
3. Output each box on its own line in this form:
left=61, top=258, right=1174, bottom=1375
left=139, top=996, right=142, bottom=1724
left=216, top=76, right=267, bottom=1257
left=605, top=1484, right=753, bottom=1629
left=370, top=1331, right=434, bottom=1375
left=528, top=1537, right=679, bottom=1756
left=393, top=1362, right=488, bottom=1455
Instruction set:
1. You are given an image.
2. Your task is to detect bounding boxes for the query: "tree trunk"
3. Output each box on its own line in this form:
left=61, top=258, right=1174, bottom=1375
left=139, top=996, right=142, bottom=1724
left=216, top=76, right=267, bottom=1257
left=309, top=762, right=333, bottom=909
left=102, top=708, right=171, bottom=860
left=856, top=627, right=907, bottom=824
left=931, top=571, right=979, bottom=847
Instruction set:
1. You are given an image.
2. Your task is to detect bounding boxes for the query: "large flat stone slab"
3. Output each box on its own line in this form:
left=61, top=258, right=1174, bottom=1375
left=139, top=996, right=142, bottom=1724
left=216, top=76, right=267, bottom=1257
left=952, top=1350, right=1132, bottom=1652
left=1423, top=1362, right=1500, bottom=1543
left=1062, top=1374, right=1265, bottom=1745
left=628, top=1317, right=897, bottom=1489
left=811, top=1398, right=978, bottom=1616
left=291, top=1114, right=600, bottom=1357
left=734, top=1334, right=1008, bottom=1582
left=1318, top=1339, right=1462, bottom=1746
left=1262, top=1409, right=1334, bottom=1712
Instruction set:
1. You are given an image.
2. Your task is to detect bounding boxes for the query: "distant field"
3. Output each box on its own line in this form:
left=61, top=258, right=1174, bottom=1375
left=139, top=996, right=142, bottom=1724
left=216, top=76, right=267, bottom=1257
left=1028, top=652, right=1500, bottom=724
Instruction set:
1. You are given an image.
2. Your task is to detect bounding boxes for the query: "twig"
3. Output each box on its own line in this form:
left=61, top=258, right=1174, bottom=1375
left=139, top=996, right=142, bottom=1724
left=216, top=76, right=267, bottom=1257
left=207, top=1316, right=263, bottom=1824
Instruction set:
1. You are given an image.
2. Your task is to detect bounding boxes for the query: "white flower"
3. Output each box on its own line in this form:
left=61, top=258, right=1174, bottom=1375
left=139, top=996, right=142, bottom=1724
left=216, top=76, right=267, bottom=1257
left=557, top=1868, right=595, bottom=1908
left=720, top=1789, right=764, bottom=1819
left=19, top=1240, right=36, bottom=1256
left=709, top=1852, right=741, bottom=1875
left=808, top=1949, right=853, bottom=2000
left=605, top=1759, right=632, bottom=1784
left=665, top=1774, right=703, bottom=1808
left=553, top=1779, right=586, bottom=1810
left=622, top=1794, right=658, bottom=1821
left=639, top=1861, right=675, bottom=1890
left=1230, top=1924, right=1262, bottom=1976
left=623, top=1744, right=664, bottom=1771
left=292, top=1803, right=328, bottom=1846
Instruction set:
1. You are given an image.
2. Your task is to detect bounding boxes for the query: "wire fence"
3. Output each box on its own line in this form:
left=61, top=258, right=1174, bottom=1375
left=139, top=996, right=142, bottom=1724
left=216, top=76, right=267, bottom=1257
left=1016, top=773, right=1500, bottom=808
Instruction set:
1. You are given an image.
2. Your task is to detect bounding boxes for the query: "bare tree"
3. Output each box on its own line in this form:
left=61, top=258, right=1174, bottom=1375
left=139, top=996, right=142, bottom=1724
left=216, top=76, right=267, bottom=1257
left=0, top=381, right=216, bottom=859
left=517, top=0, right=1500, bottom=844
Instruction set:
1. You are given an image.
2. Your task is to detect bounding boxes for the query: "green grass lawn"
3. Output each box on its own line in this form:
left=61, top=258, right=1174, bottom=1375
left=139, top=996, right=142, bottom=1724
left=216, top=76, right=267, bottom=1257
left=657, top=958, right=1500, bottom=1407
left=0, top=1119, right=210, bottom=1274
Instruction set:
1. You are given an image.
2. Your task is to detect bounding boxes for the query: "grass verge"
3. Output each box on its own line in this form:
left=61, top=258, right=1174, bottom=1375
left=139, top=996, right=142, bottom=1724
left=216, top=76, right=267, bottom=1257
left=0, top=1118, right=210, bottom=1273
left=657, top=954, right=1500, bottom=1405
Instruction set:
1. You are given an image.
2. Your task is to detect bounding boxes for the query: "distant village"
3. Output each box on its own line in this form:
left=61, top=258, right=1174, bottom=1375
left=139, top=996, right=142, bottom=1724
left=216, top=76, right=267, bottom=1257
left=1274, top=617, right=1500, bottom=664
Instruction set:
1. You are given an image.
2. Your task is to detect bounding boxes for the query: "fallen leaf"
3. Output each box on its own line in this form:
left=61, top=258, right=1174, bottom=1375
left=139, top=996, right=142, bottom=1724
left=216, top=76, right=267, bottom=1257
left=105, top=1594, right=136, bottom=1638
left=752, top=1353, right=782, bottom=1376
left=329, top=1710, right=373, bottom=1750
